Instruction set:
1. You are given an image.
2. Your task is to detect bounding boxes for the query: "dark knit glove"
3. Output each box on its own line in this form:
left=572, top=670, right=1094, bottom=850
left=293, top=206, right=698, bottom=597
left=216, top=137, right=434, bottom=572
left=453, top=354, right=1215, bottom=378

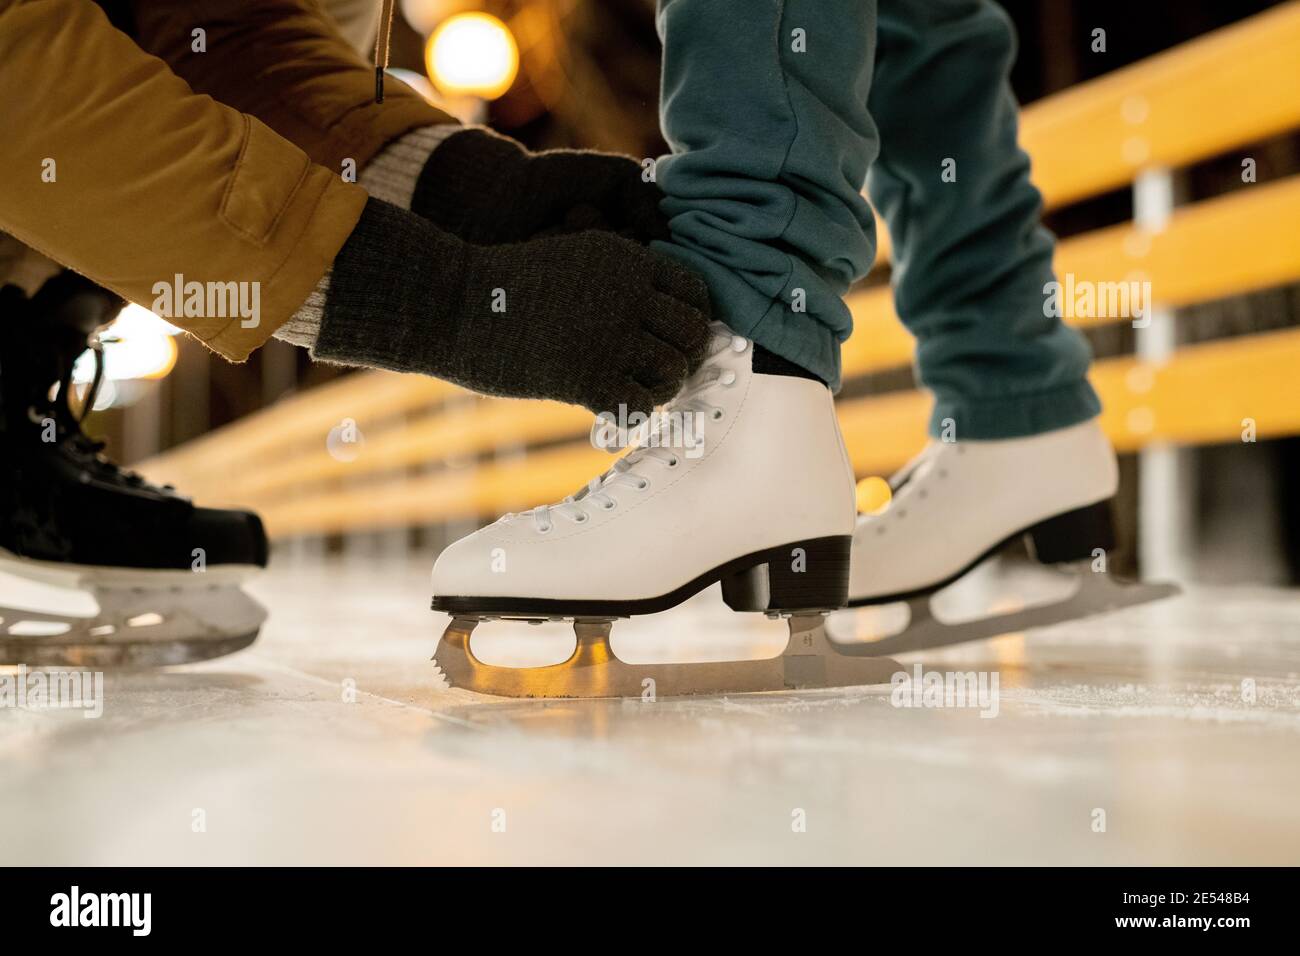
left=312, top=199, right=711, bottom=417
left=411, top=128, right=669, bottom=246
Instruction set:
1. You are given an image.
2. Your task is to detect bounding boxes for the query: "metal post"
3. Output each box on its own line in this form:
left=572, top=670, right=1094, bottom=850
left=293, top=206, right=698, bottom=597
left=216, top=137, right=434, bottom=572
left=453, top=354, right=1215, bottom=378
left=1132, top=169, right=1194, bottom=582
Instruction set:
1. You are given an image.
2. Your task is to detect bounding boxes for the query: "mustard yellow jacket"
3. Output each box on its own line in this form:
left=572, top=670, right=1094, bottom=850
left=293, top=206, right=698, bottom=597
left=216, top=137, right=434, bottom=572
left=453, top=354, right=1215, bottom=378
left=0, top=0, right=452, bottom=359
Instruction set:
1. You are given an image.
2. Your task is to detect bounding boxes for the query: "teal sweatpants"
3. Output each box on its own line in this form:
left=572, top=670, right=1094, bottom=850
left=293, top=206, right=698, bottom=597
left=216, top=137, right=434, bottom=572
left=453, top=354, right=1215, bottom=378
left=653, top=0, right=1101, bottom=439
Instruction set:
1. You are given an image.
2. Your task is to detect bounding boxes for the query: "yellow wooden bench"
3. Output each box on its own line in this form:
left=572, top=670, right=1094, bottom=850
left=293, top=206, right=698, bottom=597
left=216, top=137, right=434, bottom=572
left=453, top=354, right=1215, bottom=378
left=140, top=3, right=1300, bottom=539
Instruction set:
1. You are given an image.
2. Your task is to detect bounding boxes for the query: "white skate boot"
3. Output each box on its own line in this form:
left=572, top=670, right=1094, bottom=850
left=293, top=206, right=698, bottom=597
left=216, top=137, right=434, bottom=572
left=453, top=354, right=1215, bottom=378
left=829, top=418, right=1179, bottom=654
left=430, top=325, right=900, bottom=698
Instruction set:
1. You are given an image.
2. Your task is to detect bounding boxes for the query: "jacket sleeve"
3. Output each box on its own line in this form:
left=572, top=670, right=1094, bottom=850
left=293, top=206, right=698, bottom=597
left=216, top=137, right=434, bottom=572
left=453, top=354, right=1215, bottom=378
left=0, top=0, right=367, bottom=360
left=129, top=0, right=456, bottom=171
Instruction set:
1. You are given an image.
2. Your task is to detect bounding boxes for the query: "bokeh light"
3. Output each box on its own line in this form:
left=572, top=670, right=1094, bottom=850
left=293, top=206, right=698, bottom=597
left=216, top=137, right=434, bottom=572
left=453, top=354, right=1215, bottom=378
left=855, top=475, right=892, bottom=515
left=425, top=12, right=519, bottom=100
left=73, top=303, right=180, bottom=393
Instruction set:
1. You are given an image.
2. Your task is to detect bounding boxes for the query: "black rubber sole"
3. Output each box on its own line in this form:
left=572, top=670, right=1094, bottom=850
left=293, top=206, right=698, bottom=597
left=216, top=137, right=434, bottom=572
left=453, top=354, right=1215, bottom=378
left=431, top=535, right=852, bottom=619
left=1024, top=497, right=1116, bottom=563
left=848, top=498, right=1116, bottom=608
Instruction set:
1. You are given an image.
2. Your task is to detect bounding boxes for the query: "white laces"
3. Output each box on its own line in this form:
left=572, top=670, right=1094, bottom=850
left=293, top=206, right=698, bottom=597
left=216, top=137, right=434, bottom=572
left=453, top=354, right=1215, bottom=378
left=884, top=441, right=952, bottom=510
left=509, top=325, right=748, bottom=533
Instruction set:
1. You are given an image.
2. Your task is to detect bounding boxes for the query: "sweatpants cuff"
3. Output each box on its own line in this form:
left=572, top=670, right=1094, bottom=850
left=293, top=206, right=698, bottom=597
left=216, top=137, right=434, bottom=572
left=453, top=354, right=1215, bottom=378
left=650, top=240, right=846, bottom=390
left=929, top=380, right=1101, bottom=441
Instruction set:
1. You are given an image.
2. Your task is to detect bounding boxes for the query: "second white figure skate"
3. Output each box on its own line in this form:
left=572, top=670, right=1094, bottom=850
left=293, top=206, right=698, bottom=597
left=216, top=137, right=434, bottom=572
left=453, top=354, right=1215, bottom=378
left=828, top=419, right=1180, bottom=654
left=430, top=325, right=901, bottom=698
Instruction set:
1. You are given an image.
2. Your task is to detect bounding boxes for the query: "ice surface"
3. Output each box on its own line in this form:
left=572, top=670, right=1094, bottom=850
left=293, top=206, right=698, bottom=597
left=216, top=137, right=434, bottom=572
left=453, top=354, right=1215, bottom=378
left=1, top=556, right=1297, bottom=865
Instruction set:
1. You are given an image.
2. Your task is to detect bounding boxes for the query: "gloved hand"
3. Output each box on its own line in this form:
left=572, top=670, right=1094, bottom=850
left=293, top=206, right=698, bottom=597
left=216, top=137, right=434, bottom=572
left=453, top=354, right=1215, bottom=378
left=310, top=199, right=710, bottom=417
left=410, top=128, right=669, bottom=246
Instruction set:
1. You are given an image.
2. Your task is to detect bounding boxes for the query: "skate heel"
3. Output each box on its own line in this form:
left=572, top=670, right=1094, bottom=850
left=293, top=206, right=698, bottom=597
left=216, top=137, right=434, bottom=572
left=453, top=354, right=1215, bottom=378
left=721, top=536, right=851, bottom=613
left=1025, top=499, right=1116, bottom=564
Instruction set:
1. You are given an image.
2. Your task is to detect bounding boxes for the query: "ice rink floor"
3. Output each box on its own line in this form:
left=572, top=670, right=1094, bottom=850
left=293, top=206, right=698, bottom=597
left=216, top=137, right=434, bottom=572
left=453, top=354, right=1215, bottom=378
left=3, top=556, right=1299, bottom=866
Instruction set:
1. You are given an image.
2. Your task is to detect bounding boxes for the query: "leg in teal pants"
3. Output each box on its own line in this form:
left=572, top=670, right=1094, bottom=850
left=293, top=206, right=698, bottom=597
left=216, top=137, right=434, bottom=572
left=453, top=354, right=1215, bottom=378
left=654, top=0, right=1101, bottom=439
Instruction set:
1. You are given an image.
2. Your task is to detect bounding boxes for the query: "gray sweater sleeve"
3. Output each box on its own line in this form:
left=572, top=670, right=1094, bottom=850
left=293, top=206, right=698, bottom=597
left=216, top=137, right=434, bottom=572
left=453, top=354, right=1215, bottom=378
left=275, top=124, right=463, bottom=349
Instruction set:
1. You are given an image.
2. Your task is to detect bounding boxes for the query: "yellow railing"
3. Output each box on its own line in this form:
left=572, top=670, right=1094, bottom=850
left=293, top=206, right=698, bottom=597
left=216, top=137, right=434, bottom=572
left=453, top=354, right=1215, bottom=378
left=140, top=2, right=1300, bottom=538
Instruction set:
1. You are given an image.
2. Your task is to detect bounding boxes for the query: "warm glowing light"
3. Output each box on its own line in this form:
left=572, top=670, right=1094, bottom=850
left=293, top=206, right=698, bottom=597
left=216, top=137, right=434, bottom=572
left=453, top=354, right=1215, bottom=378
left=426, top=12, right=519, bottom=100
left=856, top=475, right=892, bottom=515
left=135, top=335, right=179, bottom=380
left=115, top=303, right=183, bottom=336
left=91, top=333, right=177, bottom=382
left=73, top=304, right=180, bottom=389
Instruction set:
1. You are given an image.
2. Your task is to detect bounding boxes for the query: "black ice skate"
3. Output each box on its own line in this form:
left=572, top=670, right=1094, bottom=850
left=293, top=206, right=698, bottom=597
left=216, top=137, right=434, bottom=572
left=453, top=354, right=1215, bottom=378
left=0, top=277, right=268, bottom=667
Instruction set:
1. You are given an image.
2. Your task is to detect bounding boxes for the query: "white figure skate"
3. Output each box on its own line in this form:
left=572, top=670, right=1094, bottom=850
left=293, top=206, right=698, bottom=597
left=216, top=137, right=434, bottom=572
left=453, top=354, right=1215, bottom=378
left=430, top=325, right=901, bottom=698
left=828, top=418, right=1179, bottom=654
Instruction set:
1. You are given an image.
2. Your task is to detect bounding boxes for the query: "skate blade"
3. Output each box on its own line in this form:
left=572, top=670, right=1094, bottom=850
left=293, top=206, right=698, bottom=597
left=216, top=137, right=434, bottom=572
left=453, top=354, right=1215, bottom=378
left=0, top=630, right=261, bottom=668
left=0, top=577, right=268, bottom=668
left=0, top=549, right=260, bottom=590
left=432, top=614, right=901, bottom=699
left=826, top=566, right=1181, bottom=656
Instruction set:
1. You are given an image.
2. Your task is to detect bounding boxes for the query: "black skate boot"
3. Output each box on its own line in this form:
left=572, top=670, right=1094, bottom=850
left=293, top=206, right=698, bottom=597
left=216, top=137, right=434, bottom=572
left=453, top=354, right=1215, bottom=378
left=0, top=275, right=268, bottom=667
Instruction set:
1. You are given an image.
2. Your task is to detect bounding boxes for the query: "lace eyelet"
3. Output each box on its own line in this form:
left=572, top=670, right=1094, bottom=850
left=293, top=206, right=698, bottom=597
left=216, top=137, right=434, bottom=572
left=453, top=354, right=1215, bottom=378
left=667, top=457, right=680, bottom=468
left=636, top=478, right=650, bottom=490
left=537, top=524, right=553, bottom=534
left=720, top=370, right=737, bottom=386
left=711, top=409, right=724, bottom=421
left=602, top=500, right=616, bottom=511
left=573, top=513, right=589, bottom=523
